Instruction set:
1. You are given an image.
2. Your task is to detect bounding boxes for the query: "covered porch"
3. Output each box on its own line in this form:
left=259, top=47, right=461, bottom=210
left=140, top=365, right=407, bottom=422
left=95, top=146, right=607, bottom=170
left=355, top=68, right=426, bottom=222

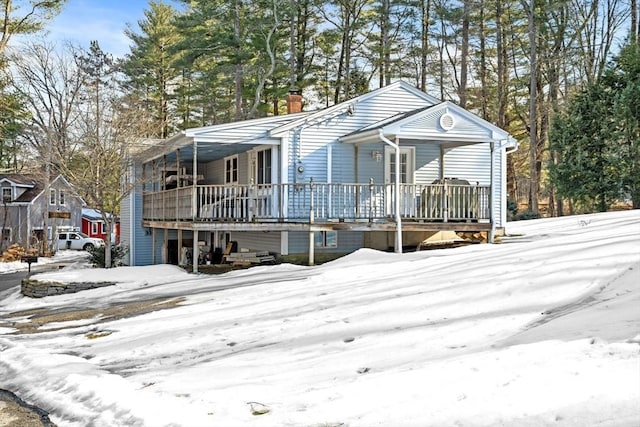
left=142, top=180, right=491, bottom=224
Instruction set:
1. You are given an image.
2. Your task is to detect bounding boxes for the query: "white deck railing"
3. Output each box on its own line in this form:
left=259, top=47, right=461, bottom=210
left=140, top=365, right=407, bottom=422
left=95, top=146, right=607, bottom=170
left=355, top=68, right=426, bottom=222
left=142, top=182, right=490, bottom=223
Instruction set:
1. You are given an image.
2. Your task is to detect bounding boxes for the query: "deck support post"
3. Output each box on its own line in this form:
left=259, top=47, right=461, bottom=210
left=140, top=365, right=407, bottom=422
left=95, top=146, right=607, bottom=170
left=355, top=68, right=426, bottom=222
left=192, top=139, right=198, bottom=220
left=309, top=178, right=315, bottom=266
left=176, top=149, right=181, bottom=221
left=178, top=229, right=183, bottom=266
left=193, top=229, right=199, bottom=273
left=368, top=178, right=374, bottom=222
left=489, top=141, right=496, bottom=243
left=163, top=228, right=168, bottom=263
left=151, top=227, right=156, bottom=264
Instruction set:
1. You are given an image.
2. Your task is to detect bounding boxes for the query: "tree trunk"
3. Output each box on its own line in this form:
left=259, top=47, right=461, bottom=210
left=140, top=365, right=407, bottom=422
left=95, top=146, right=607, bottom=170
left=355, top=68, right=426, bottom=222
left=289, top=0, right=296, bottom=89
left=383, top=0, right=391, bottom=87
left=234, top=0, right=243, bottom=120
left=104, top=215, right=112, bottom=268
left=459, top=0, right=469, bottom=108
left=524, top=0, right=539, bottom=213
left=420, top=0, right=431, bottom=92
left=478, top=1, right=488, bottom=120
left=498, top=0, right=516, bottom=203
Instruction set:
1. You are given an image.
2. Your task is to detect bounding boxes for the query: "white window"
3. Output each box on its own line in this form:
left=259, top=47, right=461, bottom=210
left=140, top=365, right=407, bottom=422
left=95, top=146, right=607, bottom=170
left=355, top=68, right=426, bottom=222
left=256, top=148, right=272, bottom=184
left=2, top=188, right=11, bottom=202
left=2, top=228, right=11, bottom=243
left=315, top=231, right=337, bottom=248
left=49, top=189, right=56, bottom=205
left=101, top=222, right=106, bottom=234
left=225, top=156, right=238, bottom=184
left=92, top=222, right=98, bottom=234
left=59, top=190, right=65, bottom=205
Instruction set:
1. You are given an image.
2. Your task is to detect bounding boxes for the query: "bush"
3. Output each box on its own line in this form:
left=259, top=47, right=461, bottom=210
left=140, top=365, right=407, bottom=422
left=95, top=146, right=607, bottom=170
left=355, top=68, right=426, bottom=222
left=513, top=210, right=540, bottom=221
left=507, top=197, right=518, bottom=221
left=88, top=244, right=128, bottom=268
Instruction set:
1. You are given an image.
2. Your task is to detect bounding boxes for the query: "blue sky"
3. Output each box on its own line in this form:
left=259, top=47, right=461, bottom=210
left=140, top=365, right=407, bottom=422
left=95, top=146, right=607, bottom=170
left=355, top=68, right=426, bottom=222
left=44, top=0, right=165, bottom=57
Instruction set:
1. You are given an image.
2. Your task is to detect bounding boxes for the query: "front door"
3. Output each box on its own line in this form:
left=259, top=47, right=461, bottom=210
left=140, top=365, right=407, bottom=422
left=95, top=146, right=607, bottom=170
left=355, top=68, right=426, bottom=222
left=384, top=147, right=415, bottom=216
left=384, top=146, right=414, bottom=185
left=249, top=147, right=274, bottom=218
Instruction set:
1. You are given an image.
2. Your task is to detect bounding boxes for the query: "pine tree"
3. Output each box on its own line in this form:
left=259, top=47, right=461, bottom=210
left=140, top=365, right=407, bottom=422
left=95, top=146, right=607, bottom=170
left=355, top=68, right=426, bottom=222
left=122, top=1, right=182, bottom=138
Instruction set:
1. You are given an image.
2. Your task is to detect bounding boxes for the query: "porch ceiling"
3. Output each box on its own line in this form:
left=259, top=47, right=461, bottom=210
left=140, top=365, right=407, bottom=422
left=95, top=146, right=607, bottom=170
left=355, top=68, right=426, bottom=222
left=162, top=143, right=261, bottom=164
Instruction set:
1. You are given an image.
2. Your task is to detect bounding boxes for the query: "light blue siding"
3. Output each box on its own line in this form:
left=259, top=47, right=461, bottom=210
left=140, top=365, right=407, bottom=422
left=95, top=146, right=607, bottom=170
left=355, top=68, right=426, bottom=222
left=414, top=143, right=441, bottom=183
left=443, top=144, right=491, bottom=184
left=356, top=142, right=385, bottom=183
left=227, top=231, right=281, bottom=253
left=287, top=84, right=436, bottom=185
left=288, top=231, right=364, bottom=254
left=127, top=190, right=154, bottom=266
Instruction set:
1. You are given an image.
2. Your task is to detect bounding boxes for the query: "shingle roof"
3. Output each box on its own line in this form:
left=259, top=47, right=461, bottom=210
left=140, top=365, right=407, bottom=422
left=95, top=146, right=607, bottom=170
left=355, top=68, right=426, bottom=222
left=13, top=181, right=44, bottom=202
left=0, top=173, right=39, bottom=187
left=0, top=174, right=42, bottom=203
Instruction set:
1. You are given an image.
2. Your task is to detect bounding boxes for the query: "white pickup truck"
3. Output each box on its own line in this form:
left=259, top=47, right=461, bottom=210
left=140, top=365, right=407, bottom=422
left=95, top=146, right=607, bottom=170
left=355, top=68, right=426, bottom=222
left=57, top=231, right=105, bottom=251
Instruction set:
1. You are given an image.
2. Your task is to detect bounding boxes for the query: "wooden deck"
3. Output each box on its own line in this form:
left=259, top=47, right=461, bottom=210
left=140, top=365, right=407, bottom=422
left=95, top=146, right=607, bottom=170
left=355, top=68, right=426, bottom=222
left=142, top=182, right=492, bottom=232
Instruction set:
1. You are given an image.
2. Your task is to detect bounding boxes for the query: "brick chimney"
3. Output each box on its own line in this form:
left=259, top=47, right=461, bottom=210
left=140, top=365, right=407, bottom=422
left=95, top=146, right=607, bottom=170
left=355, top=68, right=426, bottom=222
left=286, top=90, right=303, bottom=114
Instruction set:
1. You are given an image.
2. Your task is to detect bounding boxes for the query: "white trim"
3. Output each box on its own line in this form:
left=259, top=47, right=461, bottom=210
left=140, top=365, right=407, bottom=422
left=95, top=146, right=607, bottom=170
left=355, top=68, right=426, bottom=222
left=1, top=227, right=12, bottom=244
left=2, top=187, right=12, bottom=202
left=271, top=146, right=278, bottom=185
left=280, top=133, right=289, bottom=217
left=379, top=131, right=403, bottom=254
left=500, top=142, right=507, bottom=228
left=341, top=101, right=513, bottom=146
left=224, top=154, right=239, bottom=184
left=384, top=146, right=415, bottom=184
left=254, top=147, right=273, bottom=185
left=314, top=230, right=338, bottom=248
left=439, top=113, right=455, bottom=130
left=327, top=144, right=333, bottom=183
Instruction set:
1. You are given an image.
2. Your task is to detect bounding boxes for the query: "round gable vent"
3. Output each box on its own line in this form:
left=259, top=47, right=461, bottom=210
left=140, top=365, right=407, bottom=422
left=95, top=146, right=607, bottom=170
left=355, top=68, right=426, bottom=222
left=439, top=113, right=455, bottom=131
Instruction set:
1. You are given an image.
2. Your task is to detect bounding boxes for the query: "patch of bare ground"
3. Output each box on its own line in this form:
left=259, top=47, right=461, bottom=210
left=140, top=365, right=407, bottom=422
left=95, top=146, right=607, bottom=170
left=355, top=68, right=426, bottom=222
left=1, top=297, right=186, bottom=335
left=0, top=400, right=48, bottom=427
left=0, top=389, right=57, bottom=427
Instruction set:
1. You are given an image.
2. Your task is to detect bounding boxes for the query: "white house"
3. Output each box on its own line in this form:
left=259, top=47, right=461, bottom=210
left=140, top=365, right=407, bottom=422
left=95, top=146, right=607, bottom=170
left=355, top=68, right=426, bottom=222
left=121, top=81, right=517, bottom=270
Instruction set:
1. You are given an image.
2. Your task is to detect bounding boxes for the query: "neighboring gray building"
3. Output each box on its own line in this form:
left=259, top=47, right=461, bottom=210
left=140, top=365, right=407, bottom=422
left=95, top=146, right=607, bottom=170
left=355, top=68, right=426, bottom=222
left=121, top=81, right=518, bottom=269
left=0, top=174, right=84, bottom=252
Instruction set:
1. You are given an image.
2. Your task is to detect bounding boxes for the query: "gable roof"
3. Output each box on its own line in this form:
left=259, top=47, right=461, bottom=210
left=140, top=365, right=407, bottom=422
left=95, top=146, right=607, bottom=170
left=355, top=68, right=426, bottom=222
left=13, top=181, right=44, bottom=203
left=269, top=80, right=440, bottom=136
left=137, top=80, right=441, bottom=164
left=0, top=173, right=83, bottom=204
left=83, top=208, right=117, bottom=221
left=341, top=101, right=516, bottom=147
left=0, top=173, right=38, bottom=187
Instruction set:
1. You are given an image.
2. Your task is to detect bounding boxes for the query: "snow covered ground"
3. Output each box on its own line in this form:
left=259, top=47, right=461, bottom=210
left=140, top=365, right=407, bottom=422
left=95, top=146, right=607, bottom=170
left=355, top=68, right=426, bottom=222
left=0, top=210, right=639, bottom=427
left=0, top=249, right=87, bottom=274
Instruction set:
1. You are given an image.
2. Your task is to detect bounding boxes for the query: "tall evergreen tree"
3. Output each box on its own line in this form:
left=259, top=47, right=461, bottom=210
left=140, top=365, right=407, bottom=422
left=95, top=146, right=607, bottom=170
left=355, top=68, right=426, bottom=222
left=0, top=0, right=66, bottom=54
left=611, top=42, right=640, bottom=208
left=550, top=83, right=621, bottom=212
left=122, top=1, right=182, bottom=138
